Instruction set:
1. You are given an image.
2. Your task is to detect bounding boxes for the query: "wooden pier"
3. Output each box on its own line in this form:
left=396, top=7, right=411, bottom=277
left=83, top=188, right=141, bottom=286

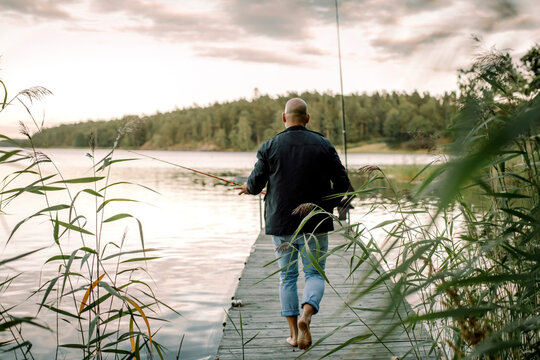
left=216, top=228, right=435, bottom=360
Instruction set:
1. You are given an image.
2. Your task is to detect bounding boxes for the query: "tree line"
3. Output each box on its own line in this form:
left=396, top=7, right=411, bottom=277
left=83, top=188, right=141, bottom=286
left=29, top=90, right=458, bottom=151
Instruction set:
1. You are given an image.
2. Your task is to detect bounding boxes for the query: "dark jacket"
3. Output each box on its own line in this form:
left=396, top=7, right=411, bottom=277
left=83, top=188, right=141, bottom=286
left=247, top=125, right=351, bottom=235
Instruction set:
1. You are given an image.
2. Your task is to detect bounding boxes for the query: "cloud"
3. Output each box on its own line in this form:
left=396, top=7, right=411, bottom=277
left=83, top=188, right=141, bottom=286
left=2, top=0, right=538, bottom=67
left=87, top=0, right=329, bottom=64
left=334, top=0, right=451, bottom=26
left=297, top=45, right=328, bottom=57
left=194, top=46, right=310, bottom=66
left=90, top=0, right=241, bottom=42
left=90, top=0, right=333, bottom=42
left=502, top=15, right=540, bottom=31
left=371, top=31, right=456, bottom=56
left=88, top=0, right=325, bottom=43
left=226, top=0, right=320, bottom=40
left=336, top=0, right=524, bottom=27
left=347, top=0, right=540, bottom=62
left=491, top=0, right=519, bottom=20
left=0, top=0, right=75, bottom=20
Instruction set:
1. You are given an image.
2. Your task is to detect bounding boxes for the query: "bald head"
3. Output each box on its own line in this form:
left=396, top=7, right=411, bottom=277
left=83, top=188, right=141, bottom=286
left=283, top=98, right=310, bottom=128
left=285, top=98, right=307, bottom=115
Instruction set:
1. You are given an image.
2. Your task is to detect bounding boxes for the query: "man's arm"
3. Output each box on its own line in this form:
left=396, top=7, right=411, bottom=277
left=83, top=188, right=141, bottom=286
left=239, top=146, right=269, bottom=195
left=327, top=145, right=351, bottom=208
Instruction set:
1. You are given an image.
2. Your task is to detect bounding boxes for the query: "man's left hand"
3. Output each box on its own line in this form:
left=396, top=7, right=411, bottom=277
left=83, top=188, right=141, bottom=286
left=236, top=184, right=248, bottom=195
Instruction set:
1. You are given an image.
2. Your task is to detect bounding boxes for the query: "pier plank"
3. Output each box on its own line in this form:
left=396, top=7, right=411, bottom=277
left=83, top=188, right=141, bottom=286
left=216, top=228, right=436, bottom=359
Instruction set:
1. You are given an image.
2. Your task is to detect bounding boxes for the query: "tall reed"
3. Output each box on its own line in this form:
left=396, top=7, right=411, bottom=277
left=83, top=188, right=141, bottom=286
left=0, top=79, right=175, bottom=359
left=275, top=45, right=539, bottom=359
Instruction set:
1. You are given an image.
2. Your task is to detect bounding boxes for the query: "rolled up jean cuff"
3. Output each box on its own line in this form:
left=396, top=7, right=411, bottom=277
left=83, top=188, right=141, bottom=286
left=301, top=300, right=320, bottom=315
left=281, top=309, right=300, bottom=317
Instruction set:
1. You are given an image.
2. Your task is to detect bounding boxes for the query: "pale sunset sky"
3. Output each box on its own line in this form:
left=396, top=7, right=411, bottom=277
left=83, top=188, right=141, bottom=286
left=1, top=0, right=539, bottom=137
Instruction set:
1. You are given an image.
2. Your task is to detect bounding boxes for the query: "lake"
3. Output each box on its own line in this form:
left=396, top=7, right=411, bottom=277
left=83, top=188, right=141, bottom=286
left=0, top=149, right=441, bottom=359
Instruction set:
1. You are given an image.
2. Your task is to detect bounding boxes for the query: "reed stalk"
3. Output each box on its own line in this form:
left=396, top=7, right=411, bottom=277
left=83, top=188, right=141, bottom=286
left=0, top=80, right=175, bottom=359
left=269, top=45, right=539, bottom=359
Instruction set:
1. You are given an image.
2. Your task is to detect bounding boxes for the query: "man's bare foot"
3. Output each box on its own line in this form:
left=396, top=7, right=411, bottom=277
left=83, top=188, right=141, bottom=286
left=297, top=317, right=312, bottom=350
left=286, top=336, right=298, bottom=347
left=285, top=316, right=298, bottom=347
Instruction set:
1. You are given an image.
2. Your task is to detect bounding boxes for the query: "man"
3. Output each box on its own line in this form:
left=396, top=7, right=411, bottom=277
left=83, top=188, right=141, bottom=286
left=237, top=98, right=351, bottom=350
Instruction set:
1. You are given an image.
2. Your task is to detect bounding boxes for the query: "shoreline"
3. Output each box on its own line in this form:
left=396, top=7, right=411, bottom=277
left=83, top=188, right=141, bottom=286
left=1, top=142, right=441, bottom=155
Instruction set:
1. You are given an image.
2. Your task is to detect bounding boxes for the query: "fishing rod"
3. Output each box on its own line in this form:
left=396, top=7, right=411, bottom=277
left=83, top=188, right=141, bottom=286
left=335, top=0, right=348, bottom=172
left=126, top=150, right=264, bottom=193
left=334, top=0, right=353, bottom=223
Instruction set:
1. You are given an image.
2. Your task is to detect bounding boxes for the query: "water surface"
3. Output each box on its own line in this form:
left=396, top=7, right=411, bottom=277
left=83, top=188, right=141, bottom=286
left=0, top=149, right=440, bottom=359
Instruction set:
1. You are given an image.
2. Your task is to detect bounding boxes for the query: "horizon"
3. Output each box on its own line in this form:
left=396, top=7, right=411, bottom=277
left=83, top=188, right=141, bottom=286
left=1, top=0, right=539, bottom=137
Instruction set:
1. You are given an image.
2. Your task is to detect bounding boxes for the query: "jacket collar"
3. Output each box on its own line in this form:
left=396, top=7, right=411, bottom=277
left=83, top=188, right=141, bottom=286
left=285, top=125, right=307, bottom=132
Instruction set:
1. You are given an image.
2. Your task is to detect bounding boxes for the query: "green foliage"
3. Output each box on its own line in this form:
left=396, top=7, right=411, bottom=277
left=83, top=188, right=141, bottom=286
left=0, top=79, right=7, bottom=110
left=282, top=45, right=539, bottom=359
left=224, top=309, right=259, bottom=360
left=27, top=91, right=458, bottom=151
left=521, top=45, right=540, bottom=95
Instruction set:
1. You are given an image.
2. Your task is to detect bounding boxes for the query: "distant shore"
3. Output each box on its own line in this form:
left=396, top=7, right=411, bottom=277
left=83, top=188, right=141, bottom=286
left=347, top=142, right=436, bottom=154
left=1, top=139, right=440, bottom=155
left=142, top=141, right=440, bottom=154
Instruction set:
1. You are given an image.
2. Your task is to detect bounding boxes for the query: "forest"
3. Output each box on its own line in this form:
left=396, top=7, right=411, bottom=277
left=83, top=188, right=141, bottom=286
left=28, top=90, right=458, bottom=151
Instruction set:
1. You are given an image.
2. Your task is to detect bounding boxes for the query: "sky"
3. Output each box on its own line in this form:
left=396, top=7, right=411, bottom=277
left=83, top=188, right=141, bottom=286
left=1, top=0, right=539, bottom=137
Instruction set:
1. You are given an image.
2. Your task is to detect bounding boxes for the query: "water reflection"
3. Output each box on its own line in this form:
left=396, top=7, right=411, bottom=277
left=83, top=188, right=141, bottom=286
left=0, top=149, right=440, bottom=359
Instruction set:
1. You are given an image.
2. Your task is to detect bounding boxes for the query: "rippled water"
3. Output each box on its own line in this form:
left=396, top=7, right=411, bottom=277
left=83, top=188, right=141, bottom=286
left=0, top=149, right=440, bottom=359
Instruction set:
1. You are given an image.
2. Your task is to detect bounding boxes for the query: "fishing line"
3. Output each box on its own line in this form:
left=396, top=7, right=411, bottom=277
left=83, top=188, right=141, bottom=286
left=126, top=150, right=264, bottom=193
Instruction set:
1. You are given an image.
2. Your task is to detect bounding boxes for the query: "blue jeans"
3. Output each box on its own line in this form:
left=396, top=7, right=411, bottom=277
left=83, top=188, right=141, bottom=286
left=272, top=233, right=328, bottom=317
